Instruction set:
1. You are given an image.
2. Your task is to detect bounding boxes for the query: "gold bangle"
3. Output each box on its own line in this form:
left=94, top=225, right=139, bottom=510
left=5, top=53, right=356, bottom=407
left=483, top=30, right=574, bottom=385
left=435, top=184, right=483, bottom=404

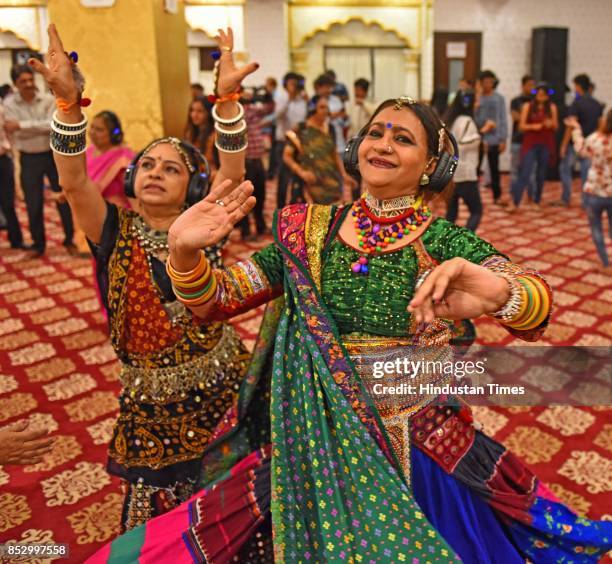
left=166, top=251, right=207, bottom=283
left=172, top=261, right=211, bottom=289
left=177, top=276, right=218, bottom=306
left=508, top=278, right=542, bottom=329
left=510, top=276, right=551, bottom=330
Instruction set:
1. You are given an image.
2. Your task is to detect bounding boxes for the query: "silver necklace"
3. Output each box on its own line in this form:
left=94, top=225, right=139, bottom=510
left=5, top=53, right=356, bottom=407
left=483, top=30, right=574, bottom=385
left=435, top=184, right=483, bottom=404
left=132, top=215, right=169, bottom=261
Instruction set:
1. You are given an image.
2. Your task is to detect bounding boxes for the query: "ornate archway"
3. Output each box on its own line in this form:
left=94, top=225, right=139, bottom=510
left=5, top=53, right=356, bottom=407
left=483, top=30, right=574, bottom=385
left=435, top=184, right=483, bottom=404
left=292, top=18, right=421, bottom=100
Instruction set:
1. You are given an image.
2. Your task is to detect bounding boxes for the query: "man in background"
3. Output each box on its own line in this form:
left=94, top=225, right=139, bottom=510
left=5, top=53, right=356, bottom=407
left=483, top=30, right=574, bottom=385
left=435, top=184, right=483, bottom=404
left=238, top=86, right=273, bottom=240
left=273, top=72, right=308, bottom=208
left=0, top=87, right=24, bottom=248
left=347, top=78, right=376, bottom=138
left=4, top=64, right=75, bottom=257
left=313, top=73, right=347, bottom=157
left=326, top=69, right=349, bottom=103
left=475, top=69, right=508, bottom=206
left=263, top=77, right=279, bottom=179
left=510, top=74, right=536, bottom=199
left=555, top=73, right=603, bottom=207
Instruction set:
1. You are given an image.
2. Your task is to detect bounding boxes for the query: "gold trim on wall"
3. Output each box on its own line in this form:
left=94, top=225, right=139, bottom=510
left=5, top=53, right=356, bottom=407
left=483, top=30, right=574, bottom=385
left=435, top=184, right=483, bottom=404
left=187, top=25, right=216, bottom=39
left=0, top=0, right=47, bottom=6
left=185, top=0, right=244, bottom=5
left=0, top=26, right=36, bottom=49
left=289, top=0, right=431, bottom=6
left=295, top=16, right=412, bottom=49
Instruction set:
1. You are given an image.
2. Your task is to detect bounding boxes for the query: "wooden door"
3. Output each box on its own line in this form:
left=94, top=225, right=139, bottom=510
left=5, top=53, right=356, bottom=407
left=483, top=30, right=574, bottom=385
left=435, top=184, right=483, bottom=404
left=434, top=32, right=482, bottom=94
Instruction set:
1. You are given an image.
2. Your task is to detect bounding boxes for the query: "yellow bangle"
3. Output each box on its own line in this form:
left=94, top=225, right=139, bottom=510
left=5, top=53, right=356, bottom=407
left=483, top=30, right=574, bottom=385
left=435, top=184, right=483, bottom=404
left=513, top=277, right=551, bottom=330
left=503, top=278, right=532, bottom=326
left=508, top=277, right=542, bottom=329
left=176, top=275, right=218, bottom=306
left=172, top=261, right=211, bottom=290
left=166, top=251, right=207, bottom=283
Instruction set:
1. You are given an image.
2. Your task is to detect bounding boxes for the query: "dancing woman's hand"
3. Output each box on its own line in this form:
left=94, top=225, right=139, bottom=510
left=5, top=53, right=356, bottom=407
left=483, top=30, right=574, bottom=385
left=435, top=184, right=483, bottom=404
left=168, top=179, right=255, bottom=268
left=0, top=421, right=55, bottom=466
left=215, top=28, right=259, bottom=97
left=408, top=258, right=510, bottom=323
left=28, top=24, right=80, bottom=105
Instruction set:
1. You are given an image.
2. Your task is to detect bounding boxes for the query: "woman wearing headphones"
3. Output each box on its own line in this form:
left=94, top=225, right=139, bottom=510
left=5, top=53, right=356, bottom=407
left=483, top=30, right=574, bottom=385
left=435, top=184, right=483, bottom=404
left=95, top=96, right=612, bottom=562
left=444, top=89, right=483, bottom=232
left=29, top=25, right=259, bottom=531
left=86, top=110, right=134, bottom=209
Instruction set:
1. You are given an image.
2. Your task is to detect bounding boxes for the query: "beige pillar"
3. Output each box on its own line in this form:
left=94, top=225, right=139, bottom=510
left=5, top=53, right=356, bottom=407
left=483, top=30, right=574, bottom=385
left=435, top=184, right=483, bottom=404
left=47, top=0, right=190, bottom=149
left=404, top=50, right=421, bottom=100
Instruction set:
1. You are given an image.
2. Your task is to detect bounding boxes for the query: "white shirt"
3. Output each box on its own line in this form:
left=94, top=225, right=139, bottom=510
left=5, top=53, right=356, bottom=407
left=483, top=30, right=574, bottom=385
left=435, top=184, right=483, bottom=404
left=328, top=94, right=346, bottom=154
left=0, top=103, right=12, bottom=156
left=4, top=90, right=55, bottom=153
left=274, top=90, right=308, bottom=142
left=347, top=99, right=377, bottom=138
left=450, top=115, right=481, bottom=183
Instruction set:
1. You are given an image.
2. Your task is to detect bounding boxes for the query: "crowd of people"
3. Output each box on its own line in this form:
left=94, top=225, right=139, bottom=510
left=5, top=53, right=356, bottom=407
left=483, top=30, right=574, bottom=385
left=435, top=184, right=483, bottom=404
left=0, top=21, right=611, bottom=563
left=3, top=59, right=609, bottom=265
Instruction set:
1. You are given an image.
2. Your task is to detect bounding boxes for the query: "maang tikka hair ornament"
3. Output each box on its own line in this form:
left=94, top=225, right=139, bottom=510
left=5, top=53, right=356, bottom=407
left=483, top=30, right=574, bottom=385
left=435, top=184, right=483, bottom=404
left=393, top=96, right=417, bottom=110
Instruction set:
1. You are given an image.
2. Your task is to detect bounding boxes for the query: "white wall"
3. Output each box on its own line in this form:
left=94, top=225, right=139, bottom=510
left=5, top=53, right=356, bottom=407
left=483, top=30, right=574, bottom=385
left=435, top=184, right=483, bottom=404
left=244, top=0, right=289, bottom=87
left=434, top=0, right=612, bottom=169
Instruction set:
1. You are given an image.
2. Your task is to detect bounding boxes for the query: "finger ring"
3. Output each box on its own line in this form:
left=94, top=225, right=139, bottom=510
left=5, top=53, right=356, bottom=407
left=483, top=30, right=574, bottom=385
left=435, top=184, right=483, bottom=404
left=215, top=199, right=226, bottom=207
left=221, top=46, right=232, bottom=52
left=415, top=269, right=433, bottom=291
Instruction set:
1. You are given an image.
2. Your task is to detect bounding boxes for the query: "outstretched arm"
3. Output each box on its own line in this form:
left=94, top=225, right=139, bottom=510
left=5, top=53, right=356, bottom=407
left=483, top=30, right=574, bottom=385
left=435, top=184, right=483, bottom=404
left=29, top=24, right=106, bottom=243
left=209, top=28, right=259, bottom=192
left=408, top=225, right=552, bottom=342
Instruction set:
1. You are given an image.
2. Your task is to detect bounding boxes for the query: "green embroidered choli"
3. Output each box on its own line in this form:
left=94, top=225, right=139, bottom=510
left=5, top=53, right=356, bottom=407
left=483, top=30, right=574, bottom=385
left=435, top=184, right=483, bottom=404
left=252, top=217, right=500, bottom=336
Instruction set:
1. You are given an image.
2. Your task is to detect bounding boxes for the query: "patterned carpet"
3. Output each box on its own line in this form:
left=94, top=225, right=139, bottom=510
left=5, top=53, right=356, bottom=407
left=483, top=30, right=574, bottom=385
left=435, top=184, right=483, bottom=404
left=0, top=177, right=610, bottom=563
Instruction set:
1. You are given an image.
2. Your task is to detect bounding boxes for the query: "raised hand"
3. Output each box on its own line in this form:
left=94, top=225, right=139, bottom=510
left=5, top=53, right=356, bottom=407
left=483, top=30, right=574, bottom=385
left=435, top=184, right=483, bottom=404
left=28, top=24, right=80, bottom=104
left=168, top=179, right=255, bottom=257
left=408, top=258, right=510, bottom=324
left=215, top=28, right=259, bottom=97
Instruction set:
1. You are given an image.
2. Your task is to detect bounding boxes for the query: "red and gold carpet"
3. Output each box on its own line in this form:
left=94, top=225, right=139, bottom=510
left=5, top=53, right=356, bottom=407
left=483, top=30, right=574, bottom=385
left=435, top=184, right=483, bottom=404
left=0, top=179, right=610, bottom=562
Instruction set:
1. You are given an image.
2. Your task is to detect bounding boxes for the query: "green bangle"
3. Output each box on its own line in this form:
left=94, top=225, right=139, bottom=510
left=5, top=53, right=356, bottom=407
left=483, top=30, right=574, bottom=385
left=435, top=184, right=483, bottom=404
left=517, top=277, right=534, bottom=317
left=173, top=274, right=214, bottom=300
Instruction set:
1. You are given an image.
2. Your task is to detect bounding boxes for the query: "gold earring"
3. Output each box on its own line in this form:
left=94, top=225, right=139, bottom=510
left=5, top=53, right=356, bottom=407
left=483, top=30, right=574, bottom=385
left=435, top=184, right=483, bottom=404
left=419, top=173, right=430, bottom=186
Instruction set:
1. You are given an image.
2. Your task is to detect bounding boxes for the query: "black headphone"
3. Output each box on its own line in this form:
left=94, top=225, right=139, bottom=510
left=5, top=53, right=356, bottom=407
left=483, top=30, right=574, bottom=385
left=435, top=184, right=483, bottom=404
left=97, top=111, right=123, bottom=145
left=124, top=138, right=210, bottom=206
left=343, top=128, right=459, bottom=193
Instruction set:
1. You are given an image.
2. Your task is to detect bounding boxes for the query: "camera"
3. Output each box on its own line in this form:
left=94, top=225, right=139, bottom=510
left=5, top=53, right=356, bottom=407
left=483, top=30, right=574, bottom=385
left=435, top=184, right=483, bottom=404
left=241, top=86, right=273, bottom=105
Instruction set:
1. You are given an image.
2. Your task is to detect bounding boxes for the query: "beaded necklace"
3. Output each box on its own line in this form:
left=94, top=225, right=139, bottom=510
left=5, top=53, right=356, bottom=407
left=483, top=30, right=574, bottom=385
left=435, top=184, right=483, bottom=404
left=350, top=195, right=431, bottom=275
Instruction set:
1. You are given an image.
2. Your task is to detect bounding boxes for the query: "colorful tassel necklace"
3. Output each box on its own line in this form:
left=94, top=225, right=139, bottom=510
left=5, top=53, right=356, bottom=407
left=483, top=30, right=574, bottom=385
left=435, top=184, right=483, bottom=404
left=350, top=195, right=431, bottom=275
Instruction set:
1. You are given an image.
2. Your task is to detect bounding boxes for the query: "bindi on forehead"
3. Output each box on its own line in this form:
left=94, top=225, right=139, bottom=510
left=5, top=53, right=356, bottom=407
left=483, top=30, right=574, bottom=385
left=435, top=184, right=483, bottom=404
left=386, top=122, right=393, bottom=129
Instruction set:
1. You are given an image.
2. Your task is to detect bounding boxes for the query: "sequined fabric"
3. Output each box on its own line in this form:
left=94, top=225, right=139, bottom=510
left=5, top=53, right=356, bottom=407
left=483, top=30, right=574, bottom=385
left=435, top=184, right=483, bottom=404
left=321, top=217, right=499, bottom=336
left=99, top=207, right=249, bottom=527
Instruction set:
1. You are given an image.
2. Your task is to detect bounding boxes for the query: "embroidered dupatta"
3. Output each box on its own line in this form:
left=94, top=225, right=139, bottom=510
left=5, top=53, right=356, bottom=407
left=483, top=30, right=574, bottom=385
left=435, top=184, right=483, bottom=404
left=267, top=204, right=456, bottom=562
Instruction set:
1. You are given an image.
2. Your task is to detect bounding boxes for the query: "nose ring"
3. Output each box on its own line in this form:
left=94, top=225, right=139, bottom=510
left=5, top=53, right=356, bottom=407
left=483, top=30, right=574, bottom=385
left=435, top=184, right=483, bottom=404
left=385, top=145, right=392, bottom=154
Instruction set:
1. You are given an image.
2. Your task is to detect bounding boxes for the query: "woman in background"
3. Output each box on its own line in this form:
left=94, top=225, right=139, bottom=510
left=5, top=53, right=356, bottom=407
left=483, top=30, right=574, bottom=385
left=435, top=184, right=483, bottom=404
left=283, top=94, right=354, bottom=204
left=445, top=89, right=482, bottom=231
left=565, top=109, right=612, bottom=272
left=86, top=110, right=134, bottom=208
left=509, top=83, right=558, bottom=211
left=184, top=95, right=216, bottom=171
